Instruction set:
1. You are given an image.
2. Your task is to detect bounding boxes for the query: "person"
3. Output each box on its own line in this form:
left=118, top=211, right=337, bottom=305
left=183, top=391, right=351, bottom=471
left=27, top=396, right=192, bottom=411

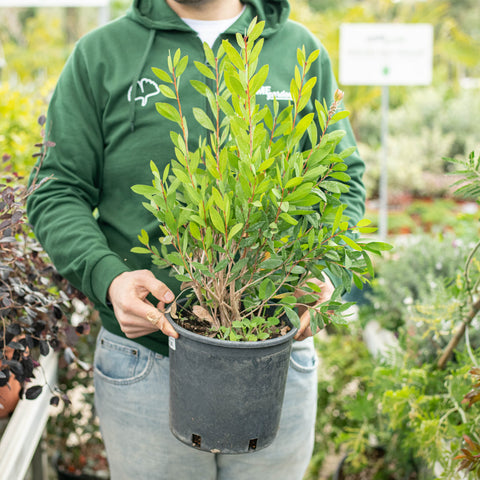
left=27, top=0, right=366, bottom=478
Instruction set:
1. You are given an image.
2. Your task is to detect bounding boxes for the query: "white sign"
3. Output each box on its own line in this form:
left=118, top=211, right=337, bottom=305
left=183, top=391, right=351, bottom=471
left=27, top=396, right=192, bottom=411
left=339, top=23, right=433, bottom=86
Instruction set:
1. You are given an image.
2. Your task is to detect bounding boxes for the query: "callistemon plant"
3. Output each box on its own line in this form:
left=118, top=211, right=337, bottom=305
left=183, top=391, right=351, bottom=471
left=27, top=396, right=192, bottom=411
left=132, top=19, right=390, bottom=340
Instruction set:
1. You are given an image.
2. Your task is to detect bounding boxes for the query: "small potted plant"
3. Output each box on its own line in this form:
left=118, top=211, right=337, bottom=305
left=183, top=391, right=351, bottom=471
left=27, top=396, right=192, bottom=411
left=132, top=19, right=389, bottom=454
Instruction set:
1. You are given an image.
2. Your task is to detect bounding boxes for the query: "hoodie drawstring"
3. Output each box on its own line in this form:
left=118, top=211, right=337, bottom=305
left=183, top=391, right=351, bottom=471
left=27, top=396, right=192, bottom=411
left=129, top=28, right=156, bottom=132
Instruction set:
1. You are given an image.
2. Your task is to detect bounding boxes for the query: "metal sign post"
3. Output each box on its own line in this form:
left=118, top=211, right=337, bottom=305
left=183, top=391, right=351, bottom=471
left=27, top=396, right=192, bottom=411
left=339, top=23, right=433, bottom=239
left=379, top=85, right=389, bottom=240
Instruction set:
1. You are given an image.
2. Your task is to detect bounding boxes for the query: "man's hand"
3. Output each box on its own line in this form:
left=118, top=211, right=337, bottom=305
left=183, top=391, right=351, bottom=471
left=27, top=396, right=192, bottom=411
left=294, top=275, right=335, bottom=341
left=108, top=270, right=178, bottom=339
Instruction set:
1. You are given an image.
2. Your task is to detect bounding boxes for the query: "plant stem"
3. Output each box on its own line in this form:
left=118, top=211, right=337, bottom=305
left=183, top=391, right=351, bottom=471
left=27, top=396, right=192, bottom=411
left=438, top=297, right=480, bottom=369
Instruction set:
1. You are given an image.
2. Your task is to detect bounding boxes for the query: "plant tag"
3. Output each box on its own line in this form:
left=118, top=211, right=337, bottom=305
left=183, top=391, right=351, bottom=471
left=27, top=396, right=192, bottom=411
left=169, top=336, right=176, bottom=351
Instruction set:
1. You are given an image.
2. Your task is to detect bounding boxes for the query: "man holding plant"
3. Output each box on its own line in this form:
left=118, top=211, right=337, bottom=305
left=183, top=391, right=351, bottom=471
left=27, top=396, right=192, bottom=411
left=27, top=0, right=366, bottom=478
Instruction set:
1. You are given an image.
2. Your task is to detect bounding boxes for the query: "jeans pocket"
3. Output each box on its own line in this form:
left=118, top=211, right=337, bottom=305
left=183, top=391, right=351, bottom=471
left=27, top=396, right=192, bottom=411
left=290, top=339, right=319, bottom=374
left=94, top=328, right=153, bottom=385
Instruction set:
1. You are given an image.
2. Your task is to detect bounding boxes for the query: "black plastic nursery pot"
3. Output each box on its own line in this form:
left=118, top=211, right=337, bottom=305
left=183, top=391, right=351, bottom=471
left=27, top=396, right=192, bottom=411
left=167, top=314, right=297, bottom=454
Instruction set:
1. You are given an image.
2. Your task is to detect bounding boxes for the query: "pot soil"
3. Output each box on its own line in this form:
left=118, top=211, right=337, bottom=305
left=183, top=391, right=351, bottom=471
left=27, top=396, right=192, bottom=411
left=167, top=311, right=297, bottom=454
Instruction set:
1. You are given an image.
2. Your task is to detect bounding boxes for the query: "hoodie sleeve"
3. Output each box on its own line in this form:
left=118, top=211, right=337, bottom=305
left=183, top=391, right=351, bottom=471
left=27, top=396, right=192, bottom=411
left=26, top=44, right=130, bottom=306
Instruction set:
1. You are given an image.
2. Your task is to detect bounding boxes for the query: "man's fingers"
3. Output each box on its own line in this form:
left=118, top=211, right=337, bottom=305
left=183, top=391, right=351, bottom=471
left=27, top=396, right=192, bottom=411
left=144, top=308, right=178, bottom=338
left=119, top=306, right=178, bottom=339
left=142, top=271, right=175, bottom=304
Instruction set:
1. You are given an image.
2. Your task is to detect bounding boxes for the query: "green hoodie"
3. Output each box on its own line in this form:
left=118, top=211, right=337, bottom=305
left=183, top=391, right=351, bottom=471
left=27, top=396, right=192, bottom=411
left=27, top=0, right=365, bottom=356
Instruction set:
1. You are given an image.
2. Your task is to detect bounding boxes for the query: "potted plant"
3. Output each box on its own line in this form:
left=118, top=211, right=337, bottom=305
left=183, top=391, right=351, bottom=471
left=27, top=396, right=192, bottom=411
left=132, top=19, right=389, bottom=454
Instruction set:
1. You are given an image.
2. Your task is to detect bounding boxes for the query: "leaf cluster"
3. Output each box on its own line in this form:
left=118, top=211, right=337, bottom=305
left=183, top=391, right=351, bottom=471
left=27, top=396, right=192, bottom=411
left=132, top=19, right=390, bottom=337
left=1, top=119, right=92, bottom=406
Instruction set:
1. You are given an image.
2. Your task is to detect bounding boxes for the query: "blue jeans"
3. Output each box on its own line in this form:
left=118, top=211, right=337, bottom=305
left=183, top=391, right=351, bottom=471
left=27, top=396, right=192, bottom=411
left=94, top=327, right=318, bottom=480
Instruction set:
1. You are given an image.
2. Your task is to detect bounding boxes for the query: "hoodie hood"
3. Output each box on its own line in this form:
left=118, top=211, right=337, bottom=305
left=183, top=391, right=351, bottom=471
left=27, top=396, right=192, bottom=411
left=127, top=0, right=290, bottom=38
left=126, top=0, right=290, bottom=130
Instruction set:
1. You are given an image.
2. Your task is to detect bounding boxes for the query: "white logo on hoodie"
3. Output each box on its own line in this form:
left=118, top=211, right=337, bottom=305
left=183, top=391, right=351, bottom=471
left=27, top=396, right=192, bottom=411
left=127, top=78, right=161, bottom=106
left=257, top=85, right=293, bottom=101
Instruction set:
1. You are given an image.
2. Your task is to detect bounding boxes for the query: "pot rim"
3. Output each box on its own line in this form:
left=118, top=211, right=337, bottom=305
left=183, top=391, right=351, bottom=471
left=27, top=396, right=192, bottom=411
left=166, top=313, right=298, bottom=349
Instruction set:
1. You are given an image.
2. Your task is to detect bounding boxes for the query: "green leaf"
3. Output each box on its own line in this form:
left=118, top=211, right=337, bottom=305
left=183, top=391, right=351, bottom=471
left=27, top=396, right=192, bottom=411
left=329, top=171, right=351, bottom=183
left=203, top=42, right=216, bottom=67
left=172, top=168, right=191, bottom=185
left=156, top=102, right=181, bottom=125
left=280, top=212, right=298, bottom=225
left=307, top=49, right=320, bottom=66
left=363, top=241, right=394, bottom=254
left=284, top=306, right=300, bottom=329
left=339, top=146, right=357, bottom=159
left=193, top=108, right=215, bottom=131
left=228, top=223, right=244, bottom=240
left=151, top=67, right=172, bottom=83
left=259, top=157, right=275, bottom=172
left=321, top=180, right=348, bottom=194
left=362, top=251, right=374, bottom=277
left=225, top=72, right=246, bottom=99
left=131, top=184, right=157, bottom=197
left=190, top=79, right=209, bottom=96
left=247, top=19, right=265, bottom=42
left=214, top=258, right=230, bottom=273
left=131, top=247, right=150, bottom=254
left=329, top=110, right=350, bottom=125
left=357, top=218, right=372, bottom=227
left=260, top=257, right=284, bottom=269
left=166, top=252, right=184, bottom=266
left=296, top=47, right=306, bottom=67
left=249, top=64, right=269, bottom=95
left=159, top=85, right=176, bottom=99
left=209, top=207, right=225, bottom=234
left=332, top=205, right=346, bottom=233
left=189, top=222, right=202, bottom=241
left=259, top=278, right=275, bottom=300
left=285, top=177, right=304, bottom=189
left=175, top=55, right=189, bottom=76
left=194, top=61, right=216, bottom=80
left=222, top=41, right=244, bottom=71
left=339, top=234, right=362, bottom=251
left=306, top=281, right=322, bottom=293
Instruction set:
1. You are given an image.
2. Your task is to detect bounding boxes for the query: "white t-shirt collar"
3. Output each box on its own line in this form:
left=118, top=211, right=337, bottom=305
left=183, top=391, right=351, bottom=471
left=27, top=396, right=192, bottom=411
left=182, top=6, right=246, bottom=47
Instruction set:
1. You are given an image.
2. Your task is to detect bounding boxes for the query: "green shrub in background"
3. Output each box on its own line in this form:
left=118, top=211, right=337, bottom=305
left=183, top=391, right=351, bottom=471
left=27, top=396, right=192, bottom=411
left=304, top=326, right=379, bottom=480
left=0, top=81, right=55, bottom=175
left=364, top=231, right=472, bottom=331
left=357, top=88, right=480, bottom=199
left=1, top=13, right=69, bottom=85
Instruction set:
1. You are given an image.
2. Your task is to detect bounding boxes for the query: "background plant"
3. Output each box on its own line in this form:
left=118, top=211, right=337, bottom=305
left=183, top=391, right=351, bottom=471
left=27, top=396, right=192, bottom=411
left=335, top=152, right=480, bottom=479
left=1, top=118, right=91, bottom=407
left=133, top=20, right=389, bottom=338
left=46, top=317, right=109, bottom=479
left=362, top=231, right=472, bottom=331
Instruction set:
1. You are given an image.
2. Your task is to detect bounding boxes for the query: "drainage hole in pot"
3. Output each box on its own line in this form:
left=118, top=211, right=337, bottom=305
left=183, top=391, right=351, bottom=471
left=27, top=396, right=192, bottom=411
left=248, top=439, right=258, bottom=451
left=192, top=434, right=202, bottom=449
